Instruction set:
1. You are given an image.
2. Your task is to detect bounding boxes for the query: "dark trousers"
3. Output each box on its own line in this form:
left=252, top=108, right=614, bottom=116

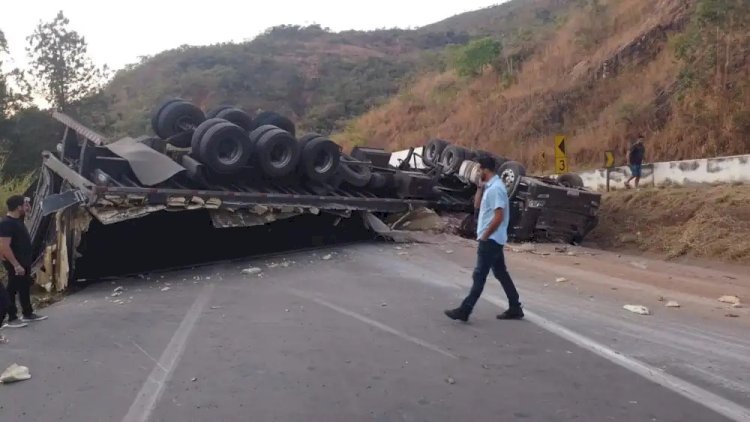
left=4, top=267, right=33, bottom=321
left=461, top=240, right=521, bottom=313
left=0, top=280, right=10, bottom=326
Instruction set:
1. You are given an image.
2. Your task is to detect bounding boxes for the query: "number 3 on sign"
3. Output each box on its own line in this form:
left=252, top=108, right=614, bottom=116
left=556, top=158, right=568, bottom=173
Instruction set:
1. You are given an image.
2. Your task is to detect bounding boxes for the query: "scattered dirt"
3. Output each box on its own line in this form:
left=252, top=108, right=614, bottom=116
left=588, top=184, right=750, bottom=263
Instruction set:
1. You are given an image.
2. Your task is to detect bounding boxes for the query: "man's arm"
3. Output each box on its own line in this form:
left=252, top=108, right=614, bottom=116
left=0, top=237, right=24, bottom=275
left=480, top=208, right=504, bottom=241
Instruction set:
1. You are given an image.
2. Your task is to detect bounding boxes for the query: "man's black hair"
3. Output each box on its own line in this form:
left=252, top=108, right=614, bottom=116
left=6, top=195, right=25, bottom=211
left=477, top=156, right=496, bottom=171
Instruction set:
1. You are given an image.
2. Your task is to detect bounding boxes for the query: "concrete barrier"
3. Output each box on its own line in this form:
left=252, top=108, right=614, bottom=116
left=579, top=154, right=750, bottom=191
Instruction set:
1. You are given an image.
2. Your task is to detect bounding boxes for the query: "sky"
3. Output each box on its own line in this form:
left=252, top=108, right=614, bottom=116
left=1, top=0, right=504, bottom=73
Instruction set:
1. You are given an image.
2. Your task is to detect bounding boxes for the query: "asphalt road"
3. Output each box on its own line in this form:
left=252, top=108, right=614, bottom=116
left=1, top=242, right=747, bottom=422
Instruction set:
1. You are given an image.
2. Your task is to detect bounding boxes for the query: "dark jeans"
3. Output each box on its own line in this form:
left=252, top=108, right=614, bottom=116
left=4, top=267, right=33, bottom=321
left=0, top=280, right=10, bottom=326
left=460, top=240, right=520, bottom=313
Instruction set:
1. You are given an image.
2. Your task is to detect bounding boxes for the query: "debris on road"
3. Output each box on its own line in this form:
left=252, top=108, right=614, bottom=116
left=718, top=295, right=741, bottom=305
left=665, top=301, right=680, bottom=308
left=445, top=377, right=456, bottom=385
left=554, top=246, right=568, bottom=253
left=445, top=250, right=454, bottom=254
left=241, top=267, right=262, bottom=275
left=160, top=287, right=171, bottom=292
left=111, top=286, right=124, bottom=297
left=732, top=303, right=743, bottom=309
left=191, top=377, right=198, bottom=382
left=623, top=305, right=651, bottom=315
left=657, top=296, right=665, bottom=302
left=397, top=251, right=409, bottom=256
left=321, top=254, right=332, bottom=261
left=0, top=364, right=31, bottom=384
left=380, top=303, right=388, bottom=307
left=725, top=313, right=740, bottom=318
left=630, top=261, right=648, bottom=270
left=555, top=277, right=568, bottom=283
left=0, top=335, right=7, bottom=345
left=511, top=243, right=536, bottom=253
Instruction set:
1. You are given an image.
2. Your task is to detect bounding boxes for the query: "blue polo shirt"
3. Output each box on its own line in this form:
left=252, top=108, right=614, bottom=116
left=476, top=175, right=509, bottom=245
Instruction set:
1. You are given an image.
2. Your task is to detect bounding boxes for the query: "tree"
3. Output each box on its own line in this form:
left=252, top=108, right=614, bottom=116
left=1, top=30, right=30, bottom=136
left=26, top=11, right=107, bottom=111
left=447, top=37, right=502, bottom=77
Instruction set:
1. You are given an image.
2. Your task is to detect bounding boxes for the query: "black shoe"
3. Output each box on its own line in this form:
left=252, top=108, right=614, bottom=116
left=496, top=307, right=524, bottom=320
left=21, top=314, right=48, bottom=322
left=444, top=307, right=470, bottom=322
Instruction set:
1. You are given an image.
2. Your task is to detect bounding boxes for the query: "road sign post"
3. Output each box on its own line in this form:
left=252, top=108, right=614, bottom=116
left=554, top=135, right=567, bottom=174
left=604, top=150, right=615, bottom=192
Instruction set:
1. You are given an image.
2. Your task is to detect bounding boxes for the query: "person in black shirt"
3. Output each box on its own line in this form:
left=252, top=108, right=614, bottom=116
left=0, top=195, right=46, bottom=331
left=625, top=134, right=646, bottom=189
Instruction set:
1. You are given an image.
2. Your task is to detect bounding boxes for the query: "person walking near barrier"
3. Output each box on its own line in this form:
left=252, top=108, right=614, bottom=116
left=625, top=134, right=646, bottom=189
left=0, top=195, right=47, bottom=331
left=444, top=156, right=523, bottom=322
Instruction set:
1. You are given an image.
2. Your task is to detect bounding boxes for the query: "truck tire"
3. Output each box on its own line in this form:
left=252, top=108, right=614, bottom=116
left=298, top=133, right=322, bottom=150
left=423, top=139, right=449, bottom=168
left=440, top=145, right=467, bottom=174
left=198, top=122, right=251, bottom=174
left=248, top=124, right=279, bottom=147
left=251, top=111, right=296, bottom=136
left=558, top=173, right=584, bottom=188
left=493, top=155, right=508, bottom=172
left=155, top=100, right=206, bottom=140
left=151, top=98, right=184, bottom=138
left=339, top=154, right=372, bottom=187
left=213, top=107, right=253, bottom=132
left=206, top=105, right=233, bottom=118
left=255, top=128, right=300, bottom=178
left=299, top=137, right=340, bottom=182
left=191, top=118, right=227, bottom=156
left=498, top=161, right=526, bottom=197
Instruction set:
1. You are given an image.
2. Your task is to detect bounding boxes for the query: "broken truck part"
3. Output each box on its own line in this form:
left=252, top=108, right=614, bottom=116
left=27, top=109, right=472, bottom=291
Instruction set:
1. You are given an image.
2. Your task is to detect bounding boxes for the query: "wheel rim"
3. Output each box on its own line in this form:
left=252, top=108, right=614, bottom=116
left=427, top=144, right=436, bottom=161
left=270, top=143, right=291, bottom=168
left=217, top=137, right=241, bottom=164
left=500, top=168, right=516, bottom=189
left=313, top=150, right=334, bottom=173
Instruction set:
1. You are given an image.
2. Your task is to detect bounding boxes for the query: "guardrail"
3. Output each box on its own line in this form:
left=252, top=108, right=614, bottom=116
left=579, top=154, right=750, bottom=192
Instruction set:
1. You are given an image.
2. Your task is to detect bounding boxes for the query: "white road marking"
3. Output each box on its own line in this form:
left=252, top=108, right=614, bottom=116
left=122, top=284, right=215, bottom=422
left=397, top=255, right=750, bottom=421
left=289, top=288, right=458, bottom=360
left=482, top=294, right=750, bottom=422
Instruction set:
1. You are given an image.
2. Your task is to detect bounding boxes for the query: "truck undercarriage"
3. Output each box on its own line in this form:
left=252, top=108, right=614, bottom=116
left=26, top=104, right=600, bottom=292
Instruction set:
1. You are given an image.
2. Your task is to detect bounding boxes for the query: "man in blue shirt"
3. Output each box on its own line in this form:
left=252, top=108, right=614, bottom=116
left=445, top=156, right=523, bottom=322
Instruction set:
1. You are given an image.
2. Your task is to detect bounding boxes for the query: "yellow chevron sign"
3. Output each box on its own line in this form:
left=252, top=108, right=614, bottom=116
left=554, top=135, right=567, bottom=173
left=604, top=150, right=615, bottom=168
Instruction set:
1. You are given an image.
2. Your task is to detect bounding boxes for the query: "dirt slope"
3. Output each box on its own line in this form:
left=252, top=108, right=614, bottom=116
left=588, top=184, right=750, bottom=263
left=341, top=0, right=750, bottom=171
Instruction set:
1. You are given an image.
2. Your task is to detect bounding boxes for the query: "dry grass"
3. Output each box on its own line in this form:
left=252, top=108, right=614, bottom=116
left=589, top=184, right=750, bottom=263
left=340, top=0, right=748, bottom=173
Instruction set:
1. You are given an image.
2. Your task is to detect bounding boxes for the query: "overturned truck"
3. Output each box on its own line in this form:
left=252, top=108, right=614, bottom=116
left=26, top=100, right=599, bottom=292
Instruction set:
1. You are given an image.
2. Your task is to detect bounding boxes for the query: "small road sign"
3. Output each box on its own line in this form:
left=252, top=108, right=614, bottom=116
left=604, top=150, right=615, bottom=168
left=554, top=135, right=568, bottom=173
